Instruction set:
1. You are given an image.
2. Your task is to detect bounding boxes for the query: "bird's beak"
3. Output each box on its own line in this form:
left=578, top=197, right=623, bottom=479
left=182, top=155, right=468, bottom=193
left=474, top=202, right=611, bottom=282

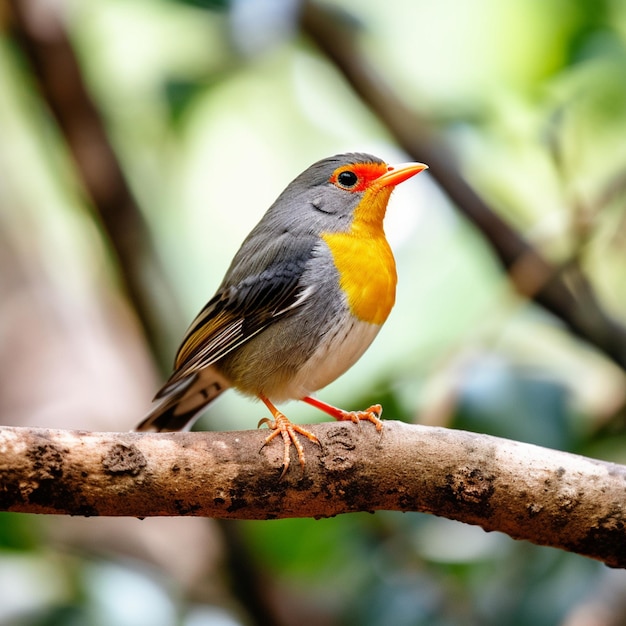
left=374, top=162, right=428, bottom=189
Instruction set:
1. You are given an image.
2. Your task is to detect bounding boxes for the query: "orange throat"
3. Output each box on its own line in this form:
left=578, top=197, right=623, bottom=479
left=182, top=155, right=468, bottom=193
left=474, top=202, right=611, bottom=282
left=322, top=187, right=398, bottom=325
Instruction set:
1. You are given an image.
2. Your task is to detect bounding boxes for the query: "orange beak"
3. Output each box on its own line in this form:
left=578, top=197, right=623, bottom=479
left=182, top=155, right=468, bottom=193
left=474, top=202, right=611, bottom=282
left=374, top=162, right=428, bottom=189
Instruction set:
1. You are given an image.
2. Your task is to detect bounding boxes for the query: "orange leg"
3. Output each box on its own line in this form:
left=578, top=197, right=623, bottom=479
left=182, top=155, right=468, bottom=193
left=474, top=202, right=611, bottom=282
left=258, top=394, right=320, bottom=479
left=302, top=396, right=384, bottom=432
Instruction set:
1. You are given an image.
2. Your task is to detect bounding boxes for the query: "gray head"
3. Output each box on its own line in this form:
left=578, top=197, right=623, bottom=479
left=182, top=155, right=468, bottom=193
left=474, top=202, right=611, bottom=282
left=258, top=152, right=388, bottom=236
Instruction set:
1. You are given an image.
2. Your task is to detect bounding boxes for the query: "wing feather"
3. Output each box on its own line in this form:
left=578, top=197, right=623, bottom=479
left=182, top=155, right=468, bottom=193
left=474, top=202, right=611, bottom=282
left=157, top=250, right=316, bottom=396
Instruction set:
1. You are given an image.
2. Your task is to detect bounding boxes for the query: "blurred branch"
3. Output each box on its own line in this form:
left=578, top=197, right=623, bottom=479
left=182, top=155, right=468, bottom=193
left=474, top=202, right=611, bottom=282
left=6, top=6, right=281, bottom=623
left=301, top=1, right=626, bottom=370
left=6, top=0, right=181, bottom=369
left=2, top=421, right=626, bottom=568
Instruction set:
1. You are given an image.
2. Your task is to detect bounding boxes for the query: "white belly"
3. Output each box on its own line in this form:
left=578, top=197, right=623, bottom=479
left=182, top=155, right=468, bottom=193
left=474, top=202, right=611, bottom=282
left=276, top=313, right=381, bottom=401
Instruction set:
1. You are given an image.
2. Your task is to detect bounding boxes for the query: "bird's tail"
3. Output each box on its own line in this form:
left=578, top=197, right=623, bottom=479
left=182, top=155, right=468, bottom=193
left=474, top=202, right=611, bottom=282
left=136, top=367, right=229, bottom=432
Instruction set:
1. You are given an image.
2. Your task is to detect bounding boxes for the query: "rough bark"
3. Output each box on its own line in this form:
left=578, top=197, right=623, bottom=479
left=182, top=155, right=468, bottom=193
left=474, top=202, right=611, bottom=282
left=1, top=422, right=625, bottom=568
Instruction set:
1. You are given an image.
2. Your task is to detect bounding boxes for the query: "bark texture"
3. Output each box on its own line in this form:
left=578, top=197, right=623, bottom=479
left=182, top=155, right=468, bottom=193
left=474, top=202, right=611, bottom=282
left=1, top=422, right=625, bottom=568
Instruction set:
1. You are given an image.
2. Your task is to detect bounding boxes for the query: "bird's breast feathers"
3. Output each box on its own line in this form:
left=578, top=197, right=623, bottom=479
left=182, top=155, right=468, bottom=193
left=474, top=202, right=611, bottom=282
left=321, top=227, right=397, bottom=326
left=274, top=309, right=382, bottom=401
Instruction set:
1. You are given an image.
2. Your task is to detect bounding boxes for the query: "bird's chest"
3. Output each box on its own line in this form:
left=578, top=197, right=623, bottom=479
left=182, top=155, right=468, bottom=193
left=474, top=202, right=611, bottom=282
left=321, top=228, right=397, bottom=325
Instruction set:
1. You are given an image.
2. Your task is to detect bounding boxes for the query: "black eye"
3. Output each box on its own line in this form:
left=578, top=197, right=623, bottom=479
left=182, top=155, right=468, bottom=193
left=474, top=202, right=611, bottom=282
left=337, top=170, right=358, bottom=188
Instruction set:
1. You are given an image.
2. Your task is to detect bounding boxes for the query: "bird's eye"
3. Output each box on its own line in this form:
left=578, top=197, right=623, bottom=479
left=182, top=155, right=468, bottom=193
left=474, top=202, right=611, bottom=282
left=336, top=170, right=359, bottom=189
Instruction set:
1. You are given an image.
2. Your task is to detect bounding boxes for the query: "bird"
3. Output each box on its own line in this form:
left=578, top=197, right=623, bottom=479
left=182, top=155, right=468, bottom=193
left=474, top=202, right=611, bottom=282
left=137, top=152, right=427, bottom=477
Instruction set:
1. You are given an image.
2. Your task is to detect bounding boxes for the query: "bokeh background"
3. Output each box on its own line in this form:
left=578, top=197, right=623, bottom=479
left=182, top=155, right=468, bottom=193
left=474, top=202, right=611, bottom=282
left=2, top=0, right=626, bottom=624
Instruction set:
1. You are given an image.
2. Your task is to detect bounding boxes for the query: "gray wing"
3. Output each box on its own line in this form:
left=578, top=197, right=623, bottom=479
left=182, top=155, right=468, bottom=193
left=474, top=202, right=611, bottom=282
left=156, top=232, right=318, bottom=397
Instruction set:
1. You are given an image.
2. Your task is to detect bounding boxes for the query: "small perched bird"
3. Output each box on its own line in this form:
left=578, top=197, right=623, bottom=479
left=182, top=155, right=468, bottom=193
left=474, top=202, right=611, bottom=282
left=137, top=153, right=427, bottom=476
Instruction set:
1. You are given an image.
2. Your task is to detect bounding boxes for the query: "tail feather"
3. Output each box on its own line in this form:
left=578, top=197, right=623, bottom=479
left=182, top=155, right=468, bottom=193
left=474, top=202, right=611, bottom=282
left=137, top=368, right=229, bottom=432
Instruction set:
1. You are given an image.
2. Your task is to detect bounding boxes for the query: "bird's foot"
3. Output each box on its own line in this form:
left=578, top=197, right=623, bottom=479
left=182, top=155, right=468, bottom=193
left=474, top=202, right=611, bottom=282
left=335, top=404, right=384, bottom=431
left=258, top=396, right=320, bottom=479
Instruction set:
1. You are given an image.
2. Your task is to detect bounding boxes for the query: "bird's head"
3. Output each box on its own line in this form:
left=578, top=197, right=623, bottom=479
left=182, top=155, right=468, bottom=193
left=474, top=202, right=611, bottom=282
left=267, top=153, right=427, bottom=234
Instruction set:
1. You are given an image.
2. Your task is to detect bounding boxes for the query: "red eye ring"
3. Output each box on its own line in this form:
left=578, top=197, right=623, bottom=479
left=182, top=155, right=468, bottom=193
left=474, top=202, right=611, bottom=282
left=330, top=161, right=389, bottom=192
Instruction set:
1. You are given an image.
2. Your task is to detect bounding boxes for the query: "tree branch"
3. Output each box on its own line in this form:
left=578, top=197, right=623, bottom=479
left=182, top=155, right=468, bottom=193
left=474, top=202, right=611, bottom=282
left=1, top=422, right=625, bottom=568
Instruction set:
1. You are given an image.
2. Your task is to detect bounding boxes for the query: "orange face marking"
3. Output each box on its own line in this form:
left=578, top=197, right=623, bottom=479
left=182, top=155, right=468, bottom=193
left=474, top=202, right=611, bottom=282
left=329, top=162, right=390, bottom=193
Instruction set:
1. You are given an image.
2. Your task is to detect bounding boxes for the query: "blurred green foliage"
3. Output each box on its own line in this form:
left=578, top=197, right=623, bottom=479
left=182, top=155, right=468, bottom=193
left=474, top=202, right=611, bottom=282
left=2, top=0, right=626, bottom=624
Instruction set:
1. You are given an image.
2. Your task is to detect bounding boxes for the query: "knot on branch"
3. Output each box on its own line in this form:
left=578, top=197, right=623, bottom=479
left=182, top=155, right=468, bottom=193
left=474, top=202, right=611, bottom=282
left=102, top=443, right=147, bottom=476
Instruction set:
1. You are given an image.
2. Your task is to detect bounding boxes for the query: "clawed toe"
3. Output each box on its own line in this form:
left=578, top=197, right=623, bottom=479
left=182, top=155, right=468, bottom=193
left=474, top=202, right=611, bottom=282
left=258, top=398, right=320, bottom=479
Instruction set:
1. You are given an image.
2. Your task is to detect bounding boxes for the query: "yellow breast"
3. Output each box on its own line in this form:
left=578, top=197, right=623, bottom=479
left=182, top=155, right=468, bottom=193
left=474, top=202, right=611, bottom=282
left=322, top=225, right=397, bottom=325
